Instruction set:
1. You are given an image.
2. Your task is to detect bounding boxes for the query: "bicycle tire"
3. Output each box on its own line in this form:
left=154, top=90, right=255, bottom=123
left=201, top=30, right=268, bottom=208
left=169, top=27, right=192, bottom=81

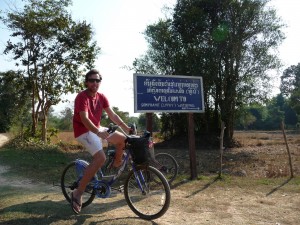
left=150, top=153, right=178, bottom=184
left=124, top=165, right=171, bottom=220
left=60, top=161, right=96, bottom=208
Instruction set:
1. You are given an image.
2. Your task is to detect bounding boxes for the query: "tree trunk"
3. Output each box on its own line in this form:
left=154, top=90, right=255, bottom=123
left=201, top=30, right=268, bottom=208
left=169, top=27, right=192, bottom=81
left=219, top=121, right=226, bottom=178
left=41, top=109, right=47, bottom=143
left=42, top=117, right=47, bottom=143
left=146, top=113, right=153, bottom=136
left=203, top=92, right=210, bottom=133
left=31, top=81, right=37, bottom=137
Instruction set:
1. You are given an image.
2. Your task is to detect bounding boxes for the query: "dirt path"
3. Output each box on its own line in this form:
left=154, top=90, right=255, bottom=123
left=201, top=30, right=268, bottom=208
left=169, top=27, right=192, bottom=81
left=0, top=133, right=11, bottom=185
left=1, top=176, right=299, bottom=225
left=0, top=133, right=9, bottom=147
left=0, top=133, right=42, bottom=188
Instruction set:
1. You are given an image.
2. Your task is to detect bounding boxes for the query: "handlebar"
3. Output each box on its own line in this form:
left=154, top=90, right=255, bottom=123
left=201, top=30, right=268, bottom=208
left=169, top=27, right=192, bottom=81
left=106, top=123, right=136, bottom=137
left=106, top=123, right=119, bottom=134
left=128, top=123, right=137, bottom=135
left=106, top=123, right=150, bottom=139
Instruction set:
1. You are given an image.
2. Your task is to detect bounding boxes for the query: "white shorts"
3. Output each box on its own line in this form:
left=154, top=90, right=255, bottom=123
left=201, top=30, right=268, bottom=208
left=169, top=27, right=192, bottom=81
left=76, top=127, right=108, bottom=156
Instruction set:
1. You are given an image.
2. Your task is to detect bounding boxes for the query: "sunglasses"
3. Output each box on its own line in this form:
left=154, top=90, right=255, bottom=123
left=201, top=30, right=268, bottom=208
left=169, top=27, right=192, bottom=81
left=87, top=77, right=102, bottom=83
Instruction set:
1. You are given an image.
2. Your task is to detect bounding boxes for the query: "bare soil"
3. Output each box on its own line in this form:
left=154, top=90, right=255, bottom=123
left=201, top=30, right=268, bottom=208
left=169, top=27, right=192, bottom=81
left=0, top=132, right=300, bottom=225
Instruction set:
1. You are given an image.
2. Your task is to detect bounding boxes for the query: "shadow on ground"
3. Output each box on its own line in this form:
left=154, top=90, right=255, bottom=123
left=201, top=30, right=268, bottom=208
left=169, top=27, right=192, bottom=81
left=0, top=195, right=158, bottom=225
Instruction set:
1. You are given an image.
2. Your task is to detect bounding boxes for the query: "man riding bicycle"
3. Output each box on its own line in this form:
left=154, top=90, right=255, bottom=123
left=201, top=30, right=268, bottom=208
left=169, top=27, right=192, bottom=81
left=71, top=68, right=131, bottom=214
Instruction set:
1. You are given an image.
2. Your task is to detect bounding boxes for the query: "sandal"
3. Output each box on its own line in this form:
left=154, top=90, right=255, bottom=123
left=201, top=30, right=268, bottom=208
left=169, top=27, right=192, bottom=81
left=71, top=192, right=82, bottom=214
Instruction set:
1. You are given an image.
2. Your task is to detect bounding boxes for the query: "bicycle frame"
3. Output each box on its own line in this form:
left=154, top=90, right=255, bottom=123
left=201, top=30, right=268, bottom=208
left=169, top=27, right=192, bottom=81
left=74, top=149, right=148, bottom=198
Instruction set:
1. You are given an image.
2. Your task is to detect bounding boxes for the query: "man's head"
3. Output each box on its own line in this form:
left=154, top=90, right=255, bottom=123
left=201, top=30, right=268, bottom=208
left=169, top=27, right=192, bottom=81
left=85, top=69, right=102, bottom=82
left=85, top=69, right=102, bottom=93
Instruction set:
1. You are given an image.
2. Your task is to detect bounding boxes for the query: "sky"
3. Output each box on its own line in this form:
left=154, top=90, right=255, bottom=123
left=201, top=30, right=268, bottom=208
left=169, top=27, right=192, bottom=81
left=0, top=0, right=300, bottom=117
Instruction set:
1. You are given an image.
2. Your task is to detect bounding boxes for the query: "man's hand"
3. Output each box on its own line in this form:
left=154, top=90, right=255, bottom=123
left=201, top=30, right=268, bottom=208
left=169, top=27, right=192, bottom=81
left=129, top=123, right=137, bottom=135
left=97, top=130, right=109, bottom=139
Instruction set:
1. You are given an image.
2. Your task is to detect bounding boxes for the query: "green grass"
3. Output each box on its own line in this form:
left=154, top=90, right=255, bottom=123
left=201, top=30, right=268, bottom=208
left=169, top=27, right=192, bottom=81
left=0, top=144, right=72, bottom=184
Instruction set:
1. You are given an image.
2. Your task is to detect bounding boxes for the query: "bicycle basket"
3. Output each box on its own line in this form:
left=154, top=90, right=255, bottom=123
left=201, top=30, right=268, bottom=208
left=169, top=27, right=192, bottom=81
left=126, top=136, right=150, bottom=164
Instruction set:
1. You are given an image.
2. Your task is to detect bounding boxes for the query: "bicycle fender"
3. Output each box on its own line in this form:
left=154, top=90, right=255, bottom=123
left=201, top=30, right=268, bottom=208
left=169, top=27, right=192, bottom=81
left=75, top=159, right=98, bottom=180
left=75, top=159, right=90, bottom=168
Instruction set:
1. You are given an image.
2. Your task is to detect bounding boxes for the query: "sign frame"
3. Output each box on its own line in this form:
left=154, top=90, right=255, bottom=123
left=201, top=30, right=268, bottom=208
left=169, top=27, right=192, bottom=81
left=133, top=73, right=204, bottom=113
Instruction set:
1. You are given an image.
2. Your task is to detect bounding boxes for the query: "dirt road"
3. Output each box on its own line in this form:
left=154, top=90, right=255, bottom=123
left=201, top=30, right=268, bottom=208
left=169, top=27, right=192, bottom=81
left=0, top=133, right=9, bottom=147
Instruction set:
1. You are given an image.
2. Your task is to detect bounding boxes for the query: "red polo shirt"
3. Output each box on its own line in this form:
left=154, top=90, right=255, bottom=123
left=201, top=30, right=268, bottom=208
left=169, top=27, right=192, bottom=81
left=73, top=90, right=109, bottom=138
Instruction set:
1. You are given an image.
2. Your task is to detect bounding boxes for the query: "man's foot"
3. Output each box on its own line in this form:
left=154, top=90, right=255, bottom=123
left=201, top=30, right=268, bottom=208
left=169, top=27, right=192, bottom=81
left=71, top=191, right=82, bottom=214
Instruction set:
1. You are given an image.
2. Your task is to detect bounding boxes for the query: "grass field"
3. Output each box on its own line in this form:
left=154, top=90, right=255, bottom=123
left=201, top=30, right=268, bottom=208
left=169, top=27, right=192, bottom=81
left=50, top=129, right=300, bottom=178
left=233, top=130, right=300, bottom=146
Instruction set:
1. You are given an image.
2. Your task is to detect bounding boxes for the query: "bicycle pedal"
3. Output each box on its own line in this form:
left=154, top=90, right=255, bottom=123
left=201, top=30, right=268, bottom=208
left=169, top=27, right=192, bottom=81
left=118, top=185, right=124, bottom=193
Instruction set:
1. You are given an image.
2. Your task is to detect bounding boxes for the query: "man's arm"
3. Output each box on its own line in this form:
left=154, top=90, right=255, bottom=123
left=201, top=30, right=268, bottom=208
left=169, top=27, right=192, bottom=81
left=79, top=111, right=109, bottom=139
left=104, top=107, right=131, bottom=133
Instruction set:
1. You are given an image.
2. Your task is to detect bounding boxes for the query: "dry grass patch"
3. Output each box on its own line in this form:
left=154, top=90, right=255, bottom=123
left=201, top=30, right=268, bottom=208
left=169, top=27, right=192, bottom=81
left=233, top=130, right=300, bottom=146
left=51, top=131, right=109, bottom=148
left=51, top=131, right=77, bottom=145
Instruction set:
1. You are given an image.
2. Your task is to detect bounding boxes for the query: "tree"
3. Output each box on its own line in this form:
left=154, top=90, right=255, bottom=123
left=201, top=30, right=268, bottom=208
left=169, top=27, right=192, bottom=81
left=0, top=70, right=31, bottom=132
left=280, top=63, right=300, bottom=114
left=235, top=94, right=298, bottom=130
left=58, top=107, right=73, bottom=131
left=100, top=107, right=130, bottom=127
left=1, top=0, right=100, bottom=142
left=235, top=109, right=256, bottom=130
left=137, top=113, right=161, bottom=132
left=174, top=0, right=284, bottom=143
left=133, top=0, right=285, bottom=144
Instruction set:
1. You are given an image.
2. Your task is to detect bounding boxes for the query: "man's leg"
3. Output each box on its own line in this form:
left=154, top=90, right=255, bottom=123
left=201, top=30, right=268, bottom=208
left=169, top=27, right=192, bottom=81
left=107, top=131, right=126, bottom=167
left=72, top=150, right=106, bottom=212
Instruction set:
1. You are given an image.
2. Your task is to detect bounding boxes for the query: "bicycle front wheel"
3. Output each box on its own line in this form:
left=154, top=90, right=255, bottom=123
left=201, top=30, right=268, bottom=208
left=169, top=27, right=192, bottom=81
left=151, top=153, right=178, bottom=184
left=60, top=161, right=96, bottom=208
left=124, top=165, right=171, bottom=220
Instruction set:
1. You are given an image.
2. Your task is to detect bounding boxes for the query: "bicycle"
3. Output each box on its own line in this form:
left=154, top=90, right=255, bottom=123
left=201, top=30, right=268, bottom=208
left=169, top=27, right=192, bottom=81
left=103, top=129, right=178, bottom=184
left=60, top=124, right=171, bottom=220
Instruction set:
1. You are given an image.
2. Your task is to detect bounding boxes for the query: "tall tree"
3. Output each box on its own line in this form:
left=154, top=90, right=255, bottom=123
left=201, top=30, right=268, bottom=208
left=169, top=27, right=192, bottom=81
left=0, top=70, right=31, bottom=132
left=173, top=0, right=284, bottom=143
left=133, top=0, right=285, bottom=144
left=280, top=63, right=300, bottom=114
left=1, top=0, right=100, bottom=142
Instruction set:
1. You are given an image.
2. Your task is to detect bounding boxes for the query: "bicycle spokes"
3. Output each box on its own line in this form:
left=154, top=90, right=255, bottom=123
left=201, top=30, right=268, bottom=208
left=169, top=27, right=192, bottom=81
left=124, top=166, right=171, bottom=220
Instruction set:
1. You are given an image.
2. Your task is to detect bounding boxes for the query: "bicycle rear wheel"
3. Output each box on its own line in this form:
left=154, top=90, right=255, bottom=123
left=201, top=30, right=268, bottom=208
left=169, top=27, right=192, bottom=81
left=124, top=165, right=171, bottom=220
left=150, top=153, right=178, bottom=184
left=60, top=161, right=96, bottom=208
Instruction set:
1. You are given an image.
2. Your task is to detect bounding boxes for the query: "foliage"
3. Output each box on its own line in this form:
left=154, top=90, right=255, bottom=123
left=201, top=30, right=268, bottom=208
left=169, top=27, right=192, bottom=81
left=280, top=63, right=300, bottom=114
left=137, top=113, right=161, bottom=132
left=132, top=0, right=285, bottom=144
left=0, top=70, right=31, bottom=132
left=235, top=109, right=257, bottom=130
left=100, top=106, right=130, bottom=127
left=1, top=0, right=100, bottom=142
left=57, top=107, right=73, bottom=131
left=160, top=113, right=187, bottom=139
left=0, top=137, right=69, bottom=183
left=235, top=94, right=298, bottom=130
